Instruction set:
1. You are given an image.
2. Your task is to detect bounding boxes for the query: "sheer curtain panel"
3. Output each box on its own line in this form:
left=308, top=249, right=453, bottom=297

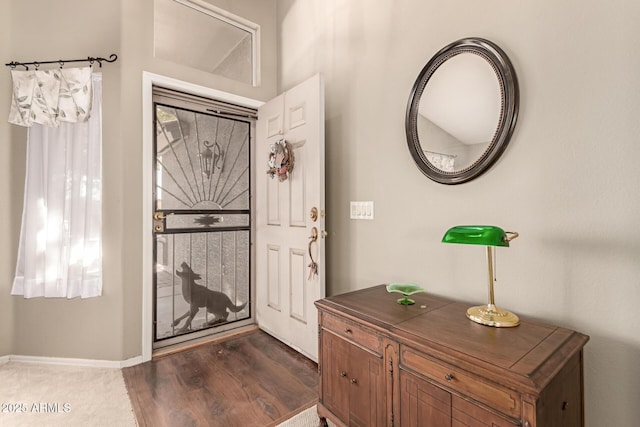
left=11, top=73, right=103, bottom=299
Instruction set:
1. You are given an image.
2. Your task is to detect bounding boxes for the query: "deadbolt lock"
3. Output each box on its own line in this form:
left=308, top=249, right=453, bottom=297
left=310, top=207, right=326, bottom=222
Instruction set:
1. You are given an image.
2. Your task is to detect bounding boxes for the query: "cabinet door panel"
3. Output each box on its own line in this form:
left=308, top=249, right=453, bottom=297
left=400, top=370, right=452, bottom=426
left=348, top=344, right=384, bottom=427
left=536, top=352, right=583, bottom=427
left=321, top=331, right=350, bottom=421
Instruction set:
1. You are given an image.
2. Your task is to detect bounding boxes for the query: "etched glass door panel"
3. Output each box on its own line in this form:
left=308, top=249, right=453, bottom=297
left=153, top=102, right=252, bottom=346
left=155, top=104, right=249, bottom=211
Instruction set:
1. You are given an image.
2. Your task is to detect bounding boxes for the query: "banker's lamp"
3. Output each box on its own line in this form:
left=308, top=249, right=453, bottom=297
left=442, top=225, right=520, bottom=327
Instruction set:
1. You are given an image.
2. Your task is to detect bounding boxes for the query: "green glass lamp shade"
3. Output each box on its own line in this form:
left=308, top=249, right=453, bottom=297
left=442, top=225, right=509, bottom=247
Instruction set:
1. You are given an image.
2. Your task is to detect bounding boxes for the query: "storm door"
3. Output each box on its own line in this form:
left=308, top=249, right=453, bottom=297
left=152, top=87, right=255, bottom=349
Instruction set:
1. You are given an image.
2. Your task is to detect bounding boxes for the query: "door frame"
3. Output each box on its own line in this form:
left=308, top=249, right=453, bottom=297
left=141, top=72, right=263, bottom=362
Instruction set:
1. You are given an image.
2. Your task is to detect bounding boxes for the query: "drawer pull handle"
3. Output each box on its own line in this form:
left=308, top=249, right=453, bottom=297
left=344, top=328, right=352, bottom=334
left=350, top=378, right=358, bottom=384
left=340, top=371, right=347, bottom=378
left=445, top=373, right=454, bottom=382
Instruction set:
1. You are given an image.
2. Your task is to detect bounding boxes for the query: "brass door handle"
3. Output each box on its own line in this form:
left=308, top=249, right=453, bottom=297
left=154, top=211, right=176, bottom=221
left=153, top=212, right=173, bottom=232
left=308, top=227, right=319, bottom=279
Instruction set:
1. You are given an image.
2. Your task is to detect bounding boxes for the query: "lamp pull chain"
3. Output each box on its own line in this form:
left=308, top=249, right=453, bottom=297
left=486, top=246, right=496, bottom=307
left=493, top=245, right=497, bottom=284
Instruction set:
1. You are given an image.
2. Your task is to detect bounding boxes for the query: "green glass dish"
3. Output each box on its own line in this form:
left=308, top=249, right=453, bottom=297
left=386, top=283, right=425, bottom=305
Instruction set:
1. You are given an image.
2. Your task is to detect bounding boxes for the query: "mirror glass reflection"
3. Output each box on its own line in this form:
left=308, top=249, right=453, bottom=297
left=417, top=54, right=501, bottom=172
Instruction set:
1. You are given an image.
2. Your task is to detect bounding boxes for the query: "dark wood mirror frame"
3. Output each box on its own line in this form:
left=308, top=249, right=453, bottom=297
left=405, top=37, right=519, bottom=185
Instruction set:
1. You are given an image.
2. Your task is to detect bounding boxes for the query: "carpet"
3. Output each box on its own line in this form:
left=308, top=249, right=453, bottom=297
left=276, top=405, right=335, bottom=427
left=0, top=362, right=137, bottom=427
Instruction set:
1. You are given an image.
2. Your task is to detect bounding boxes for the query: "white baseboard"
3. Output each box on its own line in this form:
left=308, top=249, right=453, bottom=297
left=0, top=354, right=143, bottom=369
left=120, top=355, right=144, bottom=368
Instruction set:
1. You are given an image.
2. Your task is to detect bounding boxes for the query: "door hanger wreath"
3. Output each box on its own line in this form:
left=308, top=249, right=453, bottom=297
left=267, top=139, right=295, bottom=182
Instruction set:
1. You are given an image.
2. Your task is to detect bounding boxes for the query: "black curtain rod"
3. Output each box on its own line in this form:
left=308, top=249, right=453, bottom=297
left=5, top=53, right=118, bottom=70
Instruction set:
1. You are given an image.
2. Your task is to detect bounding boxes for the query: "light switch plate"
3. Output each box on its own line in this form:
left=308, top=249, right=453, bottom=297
left=350, top=201, right=374, bottom=220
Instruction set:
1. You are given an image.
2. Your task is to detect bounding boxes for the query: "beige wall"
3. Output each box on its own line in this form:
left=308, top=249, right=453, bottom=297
left=2, top=0, right=276, bottom=360
left=0, top=0, right=14, bottom=356
left=276, top=1, right=640, bottom=426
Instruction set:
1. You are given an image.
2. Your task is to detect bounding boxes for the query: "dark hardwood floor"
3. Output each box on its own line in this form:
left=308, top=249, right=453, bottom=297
left=123, top=329, right=318, bottom=427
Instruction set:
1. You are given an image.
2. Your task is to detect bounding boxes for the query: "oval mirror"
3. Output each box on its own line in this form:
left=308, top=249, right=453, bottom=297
left=405, top=37, right=519, bottom=184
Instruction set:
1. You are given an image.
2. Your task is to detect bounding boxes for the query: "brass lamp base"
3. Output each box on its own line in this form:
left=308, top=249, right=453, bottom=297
left=466, top=304, right=520, bottom=327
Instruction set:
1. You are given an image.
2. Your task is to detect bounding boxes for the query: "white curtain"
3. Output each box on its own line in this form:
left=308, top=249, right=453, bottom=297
left=11, top=73, right=102, bottom=299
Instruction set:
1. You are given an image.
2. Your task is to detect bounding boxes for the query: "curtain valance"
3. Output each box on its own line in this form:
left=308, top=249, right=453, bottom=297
left=9, top=66, right=93, bottom=127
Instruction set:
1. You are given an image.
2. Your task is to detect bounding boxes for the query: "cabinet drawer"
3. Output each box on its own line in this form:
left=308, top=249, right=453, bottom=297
left=322, top=312, right=382, bottom=355
left=452, top=395, right=518, bottom=427
left=400, top=346, right=521, bottom=418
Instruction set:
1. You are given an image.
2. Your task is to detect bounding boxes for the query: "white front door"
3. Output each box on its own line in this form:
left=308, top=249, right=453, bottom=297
left=256, top=74, right=325, bottom=361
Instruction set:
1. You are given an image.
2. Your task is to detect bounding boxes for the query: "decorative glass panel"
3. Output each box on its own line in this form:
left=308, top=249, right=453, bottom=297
left=154, top=0, right=259, bottom=86
left=165, top=213, right=250, bottom=231
left=155, top=105, right=250, bottom=210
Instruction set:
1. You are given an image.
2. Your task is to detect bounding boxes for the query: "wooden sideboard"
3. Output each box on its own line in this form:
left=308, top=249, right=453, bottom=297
left=315, top=285, right=589, bottom=427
